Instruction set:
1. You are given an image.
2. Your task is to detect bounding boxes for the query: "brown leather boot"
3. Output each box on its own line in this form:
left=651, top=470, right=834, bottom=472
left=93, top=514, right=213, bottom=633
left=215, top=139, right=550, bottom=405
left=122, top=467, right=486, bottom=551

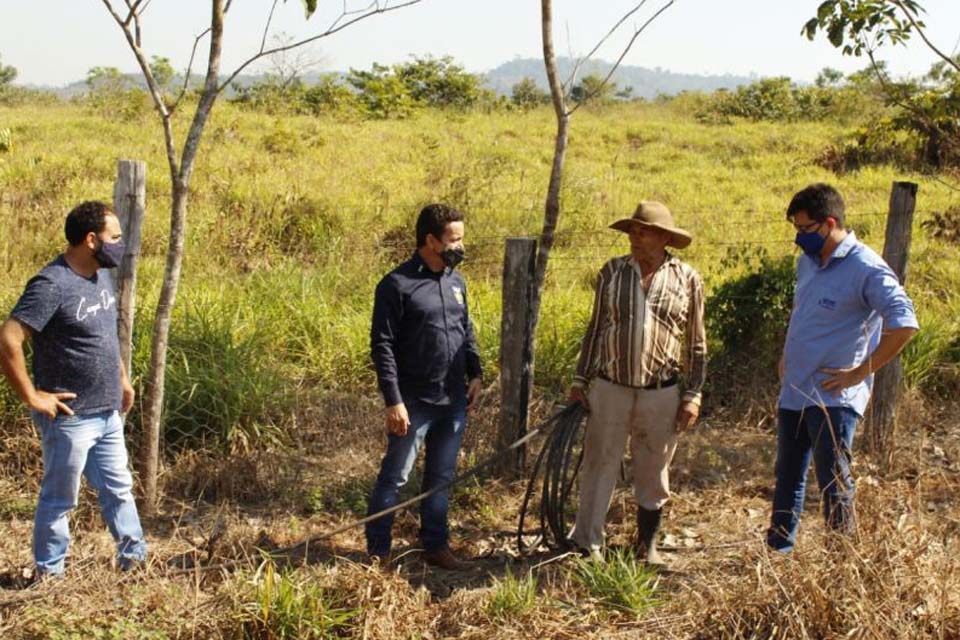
left=422, top=546, right=471, bottom=571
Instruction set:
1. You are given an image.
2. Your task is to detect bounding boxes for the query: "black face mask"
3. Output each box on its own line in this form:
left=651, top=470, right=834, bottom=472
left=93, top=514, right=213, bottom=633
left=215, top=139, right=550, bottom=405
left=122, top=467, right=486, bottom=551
left=94, top=238, right=126, bottom=269
left=441, top=247, right=466, bottom=269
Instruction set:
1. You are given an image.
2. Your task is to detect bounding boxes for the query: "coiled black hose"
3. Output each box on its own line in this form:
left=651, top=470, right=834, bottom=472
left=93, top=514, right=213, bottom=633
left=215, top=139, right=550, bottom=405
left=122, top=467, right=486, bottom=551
left=517, top=402, right=588, bottom=554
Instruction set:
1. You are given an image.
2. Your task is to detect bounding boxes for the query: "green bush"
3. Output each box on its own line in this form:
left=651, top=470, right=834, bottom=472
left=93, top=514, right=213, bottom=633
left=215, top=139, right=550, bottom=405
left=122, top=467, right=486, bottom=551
left=302, top=75, right=359, bottom=116
left=511, top=77, right=550, bottom=110
left=706, top=252, right=795, bottom=400
left=697, top=77, right=879, bottom=124
left=84, top=66, right=150, bottom=121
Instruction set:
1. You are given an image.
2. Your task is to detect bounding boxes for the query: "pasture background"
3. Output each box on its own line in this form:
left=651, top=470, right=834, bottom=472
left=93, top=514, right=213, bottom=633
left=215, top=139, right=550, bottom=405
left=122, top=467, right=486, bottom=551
left=0, top=97, right=958, bottom=638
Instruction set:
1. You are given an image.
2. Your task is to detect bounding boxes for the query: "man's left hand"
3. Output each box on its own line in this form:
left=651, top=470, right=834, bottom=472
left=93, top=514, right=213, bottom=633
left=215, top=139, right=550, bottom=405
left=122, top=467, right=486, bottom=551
left=121, top=379, right=136, bottom=414
left=675, top=401, right=699, bottom=433
left=819, top=364, right=868, bottom=396
left=466, top=377, right=483, bottom=412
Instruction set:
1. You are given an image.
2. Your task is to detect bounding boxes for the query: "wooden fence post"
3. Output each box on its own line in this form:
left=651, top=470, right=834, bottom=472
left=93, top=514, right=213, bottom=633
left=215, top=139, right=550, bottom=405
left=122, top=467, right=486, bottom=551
left=867, top=181, right=917, bottom=470
left=498, top=238, right=537, bottom=477
left=112, top=159, right=146, bottom=381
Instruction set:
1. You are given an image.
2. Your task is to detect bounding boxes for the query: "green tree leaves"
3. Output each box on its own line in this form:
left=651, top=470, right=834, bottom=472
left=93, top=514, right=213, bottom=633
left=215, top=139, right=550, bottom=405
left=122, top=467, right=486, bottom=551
left=803, top=0, right=926, bottom=57
left=0, top=54, right=18, bottom=86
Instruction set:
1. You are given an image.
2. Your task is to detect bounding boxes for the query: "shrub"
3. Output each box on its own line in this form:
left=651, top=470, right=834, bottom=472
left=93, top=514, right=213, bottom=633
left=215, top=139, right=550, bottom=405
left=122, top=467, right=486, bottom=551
left=706, top=252, right=795, bottom=401
left=511, top=77, right=550, bottom=110
left=302, top=75, right=359, bottom=116
left=697, top=77, right=880, bottom=124
left=84, top=66, right=150, bottom=121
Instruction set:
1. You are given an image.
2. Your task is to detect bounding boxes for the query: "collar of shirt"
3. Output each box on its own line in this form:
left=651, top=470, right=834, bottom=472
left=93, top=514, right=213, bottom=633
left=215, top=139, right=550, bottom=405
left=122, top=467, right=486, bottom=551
left=628, top=252, right=675, bottom=279
left=411, top=250, right=447, bottom=278
left=809, top=230, right=859, bottom=270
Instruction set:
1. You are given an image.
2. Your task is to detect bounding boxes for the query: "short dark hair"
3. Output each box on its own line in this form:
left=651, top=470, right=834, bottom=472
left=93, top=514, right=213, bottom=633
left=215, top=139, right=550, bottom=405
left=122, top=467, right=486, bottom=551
left=65, top=200, right=114, bottom=246
left=416, top=203, right=464, bottom=247
left=786, top=183, right=845, bottom=228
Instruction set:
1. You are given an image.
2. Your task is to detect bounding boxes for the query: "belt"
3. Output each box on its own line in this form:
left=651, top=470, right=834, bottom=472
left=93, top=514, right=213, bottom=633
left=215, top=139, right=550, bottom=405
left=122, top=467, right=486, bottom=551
left=597, top=374, right=678, bottom=390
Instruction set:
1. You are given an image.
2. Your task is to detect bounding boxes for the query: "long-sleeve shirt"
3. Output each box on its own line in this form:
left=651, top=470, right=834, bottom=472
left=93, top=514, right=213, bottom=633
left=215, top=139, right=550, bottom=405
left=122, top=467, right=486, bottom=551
left=371, top=252, right=483, bottom=407
left=779, top=231, right=918, bottom=416
left=573, top=254, right=707, bottom=406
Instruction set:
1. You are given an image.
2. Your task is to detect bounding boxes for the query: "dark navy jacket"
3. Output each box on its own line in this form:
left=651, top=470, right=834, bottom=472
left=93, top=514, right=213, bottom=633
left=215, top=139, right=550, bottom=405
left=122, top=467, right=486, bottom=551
left=371, top=252, right=482, bottom=407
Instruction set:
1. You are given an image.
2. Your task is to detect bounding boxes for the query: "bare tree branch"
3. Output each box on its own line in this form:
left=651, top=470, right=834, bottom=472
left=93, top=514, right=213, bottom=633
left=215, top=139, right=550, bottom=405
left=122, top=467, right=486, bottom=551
left=99, top=0, right=178, bottom=176
left=260, top=0, right=281, bottom=54
left=565, top=0, right=650, bottom=93
left=867, top=49, right=929, bottom=123
left=566, top=0, right=674, bottom=116
left=561, top=21, right=577, bottom=94
left=100, top=0, right=127, bottom=26
left=542, top=0, right=566, bottom=121
left=171, top=27, right=213, bottom=112
left=892, top=0, right=960, bottom=74
left=218, top=0, right=422, bottom=93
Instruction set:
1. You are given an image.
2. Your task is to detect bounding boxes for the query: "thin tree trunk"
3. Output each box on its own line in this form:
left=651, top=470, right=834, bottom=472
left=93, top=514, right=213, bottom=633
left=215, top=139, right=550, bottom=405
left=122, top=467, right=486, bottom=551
left=531, top=0, right=570, bottom=339
left=138, top=0, right=225, bottom=515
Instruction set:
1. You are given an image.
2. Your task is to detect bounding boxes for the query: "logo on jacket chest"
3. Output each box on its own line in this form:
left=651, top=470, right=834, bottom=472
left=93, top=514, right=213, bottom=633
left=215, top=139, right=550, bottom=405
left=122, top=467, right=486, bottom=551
left=451, top=286, right=464, bottom=305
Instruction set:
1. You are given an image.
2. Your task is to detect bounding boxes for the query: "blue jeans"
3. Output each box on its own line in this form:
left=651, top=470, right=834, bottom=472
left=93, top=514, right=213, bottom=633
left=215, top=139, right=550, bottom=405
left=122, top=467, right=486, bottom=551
left=365, top=399, right=466, bottom=556
left=33, top=410, right=147, bottom=574
left=767, top=406, right=858, bottom=552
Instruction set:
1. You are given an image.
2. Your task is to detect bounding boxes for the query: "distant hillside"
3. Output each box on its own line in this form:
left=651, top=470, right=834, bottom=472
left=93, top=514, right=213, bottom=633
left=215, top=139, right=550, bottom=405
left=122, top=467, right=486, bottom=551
left=41, top=57, right=758, bottom=100
left=483, top=57, right=757, bottom=98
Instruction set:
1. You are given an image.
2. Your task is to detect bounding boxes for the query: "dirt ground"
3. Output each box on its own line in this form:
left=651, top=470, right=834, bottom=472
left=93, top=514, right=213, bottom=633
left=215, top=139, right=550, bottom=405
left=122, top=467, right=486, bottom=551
left=0, top=390, right=958, bottom=639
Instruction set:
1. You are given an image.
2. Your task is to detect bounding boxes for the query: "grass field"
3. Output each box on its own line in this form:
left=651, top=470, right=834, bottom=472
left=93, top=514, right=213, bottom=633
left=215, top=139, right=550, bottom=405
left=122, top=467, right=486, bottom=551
left=0, top=98, right=958, bottom=637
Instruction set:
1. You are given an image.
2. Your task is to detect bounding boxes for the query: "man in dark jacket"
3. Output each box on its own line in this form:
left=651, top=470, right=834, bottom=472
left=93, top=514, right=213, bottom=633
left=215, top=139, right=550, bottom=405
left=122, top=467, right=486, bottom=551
left=365, top=203, right=483, bottom=570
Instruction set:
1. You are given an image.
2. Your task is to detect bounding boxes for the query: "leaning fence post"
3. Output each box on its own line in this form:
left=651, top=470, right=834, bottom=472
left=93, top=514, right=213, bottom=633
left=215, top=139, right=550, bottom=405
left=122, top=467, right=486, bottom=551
left=867, top=181, right=917, bottom=470
left=498, top=237, right=537, bottom=477
left=112, top=159, right=146, bottom=379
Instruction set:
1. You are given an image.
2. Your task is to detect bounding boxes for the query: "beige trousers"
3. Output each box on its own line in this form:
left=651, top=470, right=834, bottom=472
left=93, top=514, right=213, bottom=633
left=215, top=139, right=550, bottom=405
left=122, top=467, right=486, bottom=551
left=569, top=377, right=680, bottom=551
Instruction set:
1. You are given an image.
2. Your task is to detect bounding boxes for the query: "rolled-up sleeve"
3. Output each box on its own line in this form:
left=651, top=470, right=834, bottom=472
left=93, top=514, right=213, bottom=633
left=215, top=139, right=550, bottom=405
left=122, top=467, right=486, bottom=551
left=862, top=262, right=919, bottom=332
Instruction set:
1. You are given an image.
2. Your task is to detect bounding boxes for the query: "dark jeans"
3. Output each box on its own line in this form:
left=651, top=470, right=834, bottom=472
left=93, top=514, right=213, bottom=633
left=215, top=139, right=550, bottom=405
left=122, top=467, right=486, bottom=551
left=365, top=398, right=466, bottom=556
left=767, top=405, right=858, bottom=552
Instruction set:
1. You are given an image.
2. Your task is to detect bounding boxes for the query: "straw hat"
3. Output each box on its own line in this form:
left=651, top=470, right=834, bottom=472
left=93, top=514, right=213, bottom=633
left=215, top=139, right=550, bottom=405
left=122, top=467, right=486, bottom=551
left=609, top=201, right=692, bottom=249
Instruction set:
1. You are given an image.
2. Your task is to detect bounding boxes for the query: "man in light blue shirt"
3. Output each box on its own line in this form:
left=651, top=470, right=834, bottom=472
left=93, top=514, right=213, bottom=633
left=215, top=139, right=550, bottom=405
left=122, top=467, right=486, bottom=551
left=768, top=183, right=918, bottom=552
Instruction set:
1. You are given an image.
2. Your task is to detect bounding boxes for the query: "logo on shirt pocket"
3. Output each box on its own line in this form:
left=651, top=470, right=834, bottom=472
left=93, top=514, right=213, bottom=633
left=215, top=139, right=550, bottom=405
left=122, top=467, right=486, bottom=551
left=451, top=286, right=464, bottom=305
left=817, top=296, right=837, bottom=311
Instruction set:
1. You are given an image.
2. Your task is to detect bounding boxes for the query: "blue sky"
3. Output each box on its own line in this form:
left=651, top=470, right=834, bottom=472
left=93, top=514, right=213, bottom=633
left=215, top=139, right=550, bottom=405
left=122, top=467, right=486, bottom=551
left=2, top=0, right=958, bottom=86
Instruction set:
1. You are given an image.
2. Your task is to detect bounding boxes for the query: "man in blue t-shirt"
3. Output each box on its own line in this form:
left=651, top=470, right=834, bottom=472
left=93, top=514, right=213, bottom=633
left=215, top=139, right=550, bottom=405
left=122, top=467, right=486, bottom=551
left=0, top=200, right=147, bottom=577
left=365, top=203, right=483, bottom=570
left=768, top=184, right=919, bottom=552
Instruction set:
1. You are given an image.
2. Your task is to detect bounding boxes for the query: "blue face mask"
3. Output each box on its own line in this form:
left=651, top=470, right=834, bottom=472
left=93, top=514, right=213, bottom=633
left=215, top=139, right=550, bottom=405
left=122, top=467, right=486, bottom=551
left=795, top=230, right=825, bottom=258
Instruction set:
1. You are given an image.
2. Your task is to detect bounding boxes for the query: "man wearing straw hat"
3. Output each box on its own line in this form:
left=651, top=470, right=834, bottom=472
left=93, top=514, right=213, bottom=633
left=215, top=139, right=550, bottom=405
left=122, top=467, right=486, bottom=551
left=568, top=201, right=706, bottom=565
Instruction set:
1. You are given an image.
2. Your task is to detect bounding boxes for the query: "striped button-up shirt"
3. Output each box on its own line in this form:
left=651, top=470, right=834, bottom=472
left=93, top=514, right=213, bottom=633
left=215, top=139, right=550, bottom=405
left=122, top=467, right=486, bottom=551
left=573, top=254, right=707, bottom=406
